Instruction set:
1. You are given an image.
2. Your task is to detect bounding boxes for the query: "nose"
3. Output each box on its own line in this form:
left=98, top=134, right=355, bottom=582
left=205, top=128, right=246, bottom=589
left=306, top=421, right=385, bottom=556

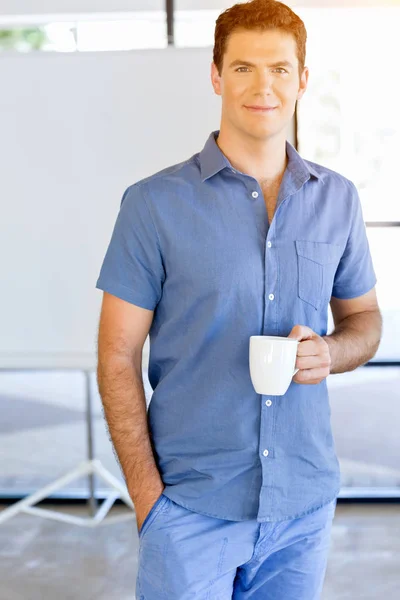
left=254, top=70, right=274, bottom=94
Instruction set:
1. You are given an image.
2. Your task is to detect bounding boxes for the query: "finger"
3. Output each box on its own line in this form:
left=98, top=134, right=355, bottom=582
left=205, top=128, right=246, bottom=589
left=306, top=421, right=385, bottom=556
left=296, top=340, right=319, bottom=357
left=295, top=355, right=323, bottom=370
left=296, top=378, right=323, bottom=385
left=294, top=367, right=329, bottom=383
left=288, top=325, right=315, bottom=341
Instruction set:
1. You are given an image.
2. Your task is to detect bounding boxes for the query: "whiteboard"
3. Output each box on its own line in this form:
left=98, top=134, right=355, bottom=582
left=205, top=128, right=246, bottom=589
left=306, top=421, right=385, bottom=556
left=0, top=47, right=225, bottom=370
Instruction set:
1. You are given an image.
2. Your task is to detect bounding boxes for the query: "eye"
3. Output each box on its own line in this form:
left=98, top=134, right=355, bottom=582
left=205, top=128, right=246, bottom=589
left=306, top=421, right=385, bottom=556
left=235, top=66, right=288, bottom=74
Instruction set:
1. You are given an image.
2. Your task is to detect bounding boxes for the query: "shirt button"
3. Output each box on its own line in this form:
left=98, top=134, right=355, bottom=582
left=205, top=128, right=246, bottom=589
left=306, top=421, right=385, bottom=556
left=263, top=449, right=269, bottom=457
left=269, top=293, right=274, bottom=301
left=265, top=399, right=272, bottom=406
left=267, top=241, right=272, bottom=248
left=252, top=191, right=259, bottom=198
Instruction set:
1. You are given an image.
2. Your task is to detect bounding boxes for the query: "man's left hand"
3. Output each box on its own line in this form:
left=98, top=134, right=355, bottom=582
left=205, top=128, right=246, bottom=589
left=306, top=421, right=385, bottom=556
left=287, top=325, right=332, bottom=385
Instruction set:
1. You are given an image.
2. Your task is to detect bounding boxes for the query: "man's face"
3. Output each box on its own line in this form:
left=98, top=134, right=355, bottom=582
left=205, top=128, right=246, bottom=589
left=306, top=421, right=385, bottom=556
left=211, top=28, right=308, bottom=141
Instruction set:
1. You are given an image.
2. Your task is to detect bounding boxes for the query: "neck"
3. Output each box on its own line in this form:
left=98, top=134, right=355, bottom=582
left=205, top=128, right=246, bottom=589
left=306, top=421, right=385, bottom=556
left=216, top=126, right=288, bottom=184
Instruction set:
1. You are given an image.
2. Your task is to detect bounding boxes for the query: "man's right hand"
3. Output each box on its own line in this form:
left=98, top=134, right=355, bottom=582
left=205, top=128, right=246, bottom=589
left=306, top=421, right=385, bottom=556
left=132, top=483, right=165, bottom=535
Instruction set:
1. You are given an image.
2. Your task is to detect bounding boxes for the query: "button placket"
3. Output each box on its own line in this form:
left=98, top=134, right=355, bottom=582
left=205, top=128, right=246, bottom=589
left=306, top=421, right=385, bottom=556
left=264, top=229, right=278, bottom=335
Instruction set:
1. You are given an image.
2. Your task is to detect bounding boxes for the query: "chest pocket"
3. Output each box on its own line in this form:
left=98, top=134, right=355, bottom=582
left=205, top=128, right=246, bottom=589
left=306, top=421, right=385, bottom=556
left=295, top=240, right=342, bottom=310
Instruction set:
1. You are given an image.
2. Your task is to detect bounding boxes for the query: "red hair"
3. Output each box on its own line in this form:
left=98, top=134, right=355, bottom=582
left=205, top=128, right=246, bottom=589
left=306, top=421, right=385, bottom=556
left=213, top=0, right=307, bottom=78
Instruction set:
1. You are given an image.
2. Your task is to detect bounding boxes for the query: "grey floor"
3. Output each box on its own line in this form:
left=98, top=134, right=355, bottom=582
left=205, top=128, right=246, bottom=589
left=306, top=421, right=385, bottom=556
left=1, top=501, right=399, bottom=600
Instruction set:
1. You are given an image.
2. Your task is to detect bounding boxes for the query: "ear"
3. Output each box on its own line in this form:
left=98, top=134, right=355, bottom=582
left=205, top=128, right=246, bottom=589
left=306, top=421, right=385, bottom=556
left=211, top=62, right=222, bottom=96
left=297, top=66, right=309, bottom=101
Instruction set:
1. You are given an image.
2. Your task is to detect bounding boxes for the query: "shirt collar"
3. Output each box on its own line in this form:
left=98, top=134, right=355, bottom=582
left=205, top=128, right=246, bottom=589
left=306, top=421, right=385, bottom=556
left=199, top=129, right=320, bottom=184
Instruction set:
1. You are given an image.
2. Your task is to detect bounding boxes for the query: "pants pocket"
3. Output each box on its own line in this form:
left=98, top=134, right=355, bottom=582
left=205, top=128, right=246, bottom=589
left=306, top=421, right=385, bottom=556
left=138, top=493, right=168, bottom=539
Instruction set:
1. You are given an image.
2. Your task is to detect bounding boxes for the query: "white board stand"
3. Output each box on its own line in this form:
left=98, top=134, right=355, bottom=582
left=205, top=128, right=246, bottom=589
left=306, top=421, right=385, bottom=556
left=0, top=369, right=135, bottom=527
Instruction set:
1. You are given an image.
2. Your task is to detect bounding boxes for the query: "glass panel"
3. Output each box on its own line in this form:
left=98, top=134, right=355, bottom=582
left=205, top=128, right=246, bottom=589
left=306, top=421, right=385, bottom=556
left=297, top=7, right=400, bottom=222
left=365, top=229, right=400, bottom=361
left=175, top=1, right=232, bottom=9
left=328, top=228, right=400, bottom=361
left=76, top=14, right=167, bottom=51
left=0, top=12, right=167, bottom=52
left=328, top=366, right=400, bottom=488
left=0, top=24, right=76, bottom=52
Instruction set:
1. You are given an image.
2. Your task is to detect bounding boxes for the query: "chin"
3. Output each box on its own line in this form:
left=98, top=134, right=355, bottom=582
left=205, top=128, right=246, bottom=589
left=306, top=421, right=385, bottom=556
left=251, top=125, right=278, bottom=138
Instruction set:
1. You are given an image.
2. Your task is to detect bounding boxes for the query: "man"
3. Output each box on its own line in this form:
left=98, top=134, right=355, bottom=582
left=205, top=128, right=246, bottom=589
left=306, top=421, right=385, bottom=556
left=95, top=0, right=382, bottom=598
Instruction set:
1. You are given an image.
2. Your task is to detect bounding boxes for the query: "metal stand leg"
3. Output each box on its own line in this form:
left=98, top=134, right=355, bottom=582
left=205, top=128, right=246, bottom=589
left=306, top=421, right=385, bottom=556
left=85, top=371, right=98, bottom=516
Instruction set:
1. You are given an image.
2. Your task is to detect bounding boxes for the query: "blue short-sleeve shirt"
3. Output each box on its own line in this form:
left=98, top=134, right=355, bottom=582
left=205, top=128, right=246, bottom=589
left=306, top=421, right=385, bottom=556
left=96, top=130, right=377, bottom=522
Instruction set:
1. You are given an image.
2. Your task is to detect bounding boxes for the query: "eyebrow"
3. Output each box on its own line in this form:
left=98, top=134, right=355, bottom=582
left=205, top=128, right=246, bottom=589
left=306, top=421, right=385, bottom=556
left=228, top=59, right=294, bottom=69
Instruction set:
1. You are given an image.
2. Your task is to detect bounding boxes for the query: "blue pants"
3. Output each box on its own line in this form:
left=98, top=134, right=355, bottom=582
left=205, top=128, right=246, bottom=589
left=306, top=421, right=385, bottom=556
left=136, top=494, right=337, bottom=599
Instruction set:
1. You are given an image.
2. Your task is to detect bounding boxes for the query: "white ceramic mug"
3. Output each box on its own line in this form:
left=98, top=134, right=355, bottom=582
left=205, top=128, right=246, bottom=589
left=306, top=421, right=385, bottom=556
left=249, top=335, right=299, bottom=396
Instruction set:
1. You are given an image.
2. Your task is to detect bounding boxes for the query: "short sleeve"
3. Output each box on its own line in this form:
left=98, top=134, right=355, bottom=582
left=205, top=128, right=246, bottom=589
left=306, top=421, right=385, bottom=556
left=331, top=181, right=377, bottom=300
left=95, top=183, right=165, bottom=310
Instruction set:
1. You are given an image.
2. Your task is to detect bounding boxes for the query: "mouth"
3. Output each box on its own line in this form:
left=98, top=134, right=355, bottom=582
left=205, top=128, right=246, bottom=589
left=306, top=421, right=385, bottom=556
left=244, top=105, right=278, bottom=113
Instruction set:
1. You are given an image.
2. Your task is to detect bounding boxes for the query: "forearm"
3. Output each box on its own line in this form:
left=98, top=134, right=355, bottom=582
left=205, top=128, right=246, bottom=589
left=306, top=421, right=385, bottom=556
left=323, top=309, right=382, bottom=374
left=96, top=357, right=163, bottom=503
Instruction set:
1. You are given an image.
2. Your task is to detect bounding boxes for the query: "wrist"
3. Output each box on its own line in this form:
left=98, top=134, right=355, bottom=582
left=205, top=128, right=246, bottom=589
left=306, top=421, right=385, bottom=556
left=323, top=335, right=337, bottom=373
left=128, top=477, right=164, bottom=505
